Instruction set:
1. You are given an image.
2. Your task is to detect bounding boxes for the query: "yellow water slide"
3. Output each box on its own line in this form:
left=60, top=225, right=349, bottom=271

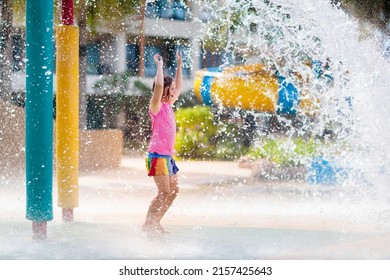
left=194, top=64, right=318, bottom=115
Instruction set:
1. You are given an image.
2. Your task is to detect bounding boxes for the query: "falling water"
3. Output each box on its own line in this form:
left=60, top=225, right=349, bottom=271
left=198, top=0, right=390, bottom=225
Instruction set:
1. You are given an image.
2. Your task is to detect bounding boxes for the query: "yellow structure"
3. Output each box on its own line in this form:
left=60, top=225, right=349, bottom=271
left=211, top=64, right=279, bottom=112
left=194, top=63, right=319, bottom=116
left=55, top=25, right=79, bottom=208
left=194, top=64, right=279, bottom=111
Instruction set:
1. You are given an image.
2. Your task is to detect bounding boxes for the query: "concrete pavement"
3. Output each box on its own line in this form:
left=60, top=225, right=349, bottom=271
left=1, top=156, right=389, bottom=259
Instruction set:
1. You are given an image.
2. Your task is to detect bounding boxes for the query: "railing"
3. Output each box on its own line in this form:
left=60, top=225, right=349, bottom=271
left=146, top=0, right=187, bottom=21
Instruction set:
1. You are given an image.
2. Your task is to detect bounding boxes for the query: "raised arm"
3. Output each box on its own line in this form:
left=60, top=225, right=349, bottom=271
left=150, top=54, right=164, bottom=114
left=171, top=50, right=183, bottom=103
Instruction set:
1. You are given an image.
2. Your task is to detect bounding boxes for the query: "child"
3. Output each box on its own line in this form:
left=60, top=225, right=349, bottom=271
left=143, top=50, right=183, bottom=236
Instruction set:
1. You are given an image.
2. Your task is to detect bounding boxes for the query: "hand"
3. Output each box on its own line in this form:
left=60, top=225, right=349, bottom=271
left=153, top=53, right=163, bottom=66
left=176, top=50, right=183, bottom=65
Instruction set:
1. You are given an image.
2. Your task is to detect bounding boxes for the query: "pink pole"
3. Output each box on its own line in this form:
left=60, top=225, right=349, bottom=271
left=62, top=0, right=74, bottom=25
left=62, top=208, right=74, bottom=223
left=32, top=222, right=47, bottom=240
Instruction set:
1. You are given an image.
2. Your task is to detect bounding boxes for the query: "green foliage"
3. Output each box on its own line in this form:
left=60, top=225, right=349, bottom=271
left=175, top=106, right=216, bottom=159
left=12, top=0, right=140, bottom=28
left=134, top=79, right=152, bottom=96
left=175, top=106, right=249, bottom=160
left=174, top=90, right=203, bottom=109
left=94, top=72, right=131, bottom=92
left=12, top=0, right=26, bottom=23
left=203, top=22, right=229, bottom=52
left=91, top=72, right=131, bottom=116
left=247, top=137, right=318, bottom=166
left=84, top=0, right=140, bottom=30
left=118, top=79, right=151, bottom=150
left=89, top=73, right=151, bottom=129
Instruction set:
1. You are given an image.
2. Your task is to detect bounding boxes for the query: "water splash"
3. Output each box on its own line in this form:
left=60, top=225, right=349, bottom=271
left=200, top=0, right=390, bottom=202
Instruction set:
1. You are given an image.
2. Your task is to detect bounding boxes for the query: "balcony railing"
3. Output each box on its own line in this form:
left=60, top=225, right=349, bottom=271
left=146, top=0, right=188, bottom=21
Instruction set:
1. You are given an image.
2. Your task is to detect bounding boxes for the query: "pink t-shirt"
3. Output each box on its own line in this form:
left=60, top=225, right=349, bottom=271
left=148, top=102, right=176, bottom=155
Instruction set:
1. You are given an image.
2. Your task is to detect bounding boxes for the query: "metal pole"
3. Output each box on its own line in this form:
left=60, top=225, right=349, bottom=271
left=56, top=0, right=79, bottom=222
left=25, top=0, right=54, bottom=240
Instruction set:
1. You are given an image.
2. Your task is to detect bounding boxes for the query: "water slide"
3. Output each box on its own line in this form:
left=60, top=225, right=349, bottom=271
left=194, top=64, right=318, bottom=116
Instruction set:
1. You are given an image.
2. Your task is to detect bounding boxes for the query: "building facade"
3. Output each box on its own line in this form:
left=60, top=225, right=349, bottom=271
left=5, top=0, right=227, bottom=130
left=9, top=0, right=215, bottom=94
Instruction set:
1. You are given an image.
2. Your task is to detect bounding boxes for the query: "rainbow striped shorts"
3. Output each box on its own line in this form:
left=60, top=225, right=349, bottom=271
left=145, top=152, right=179, bottom=177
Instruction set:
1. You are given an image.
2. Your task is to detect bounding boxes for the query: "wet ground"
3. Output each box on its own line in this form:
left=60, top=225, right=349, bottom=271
left=1, top=157, right=389, bottom=259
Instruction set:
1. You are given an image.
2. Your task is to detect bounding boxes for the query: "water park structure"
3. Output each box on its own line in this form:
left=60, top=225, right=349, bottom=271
left=25, top=0, right=54, bottom=240
left=194, top=63, right=319, bottom=116
left=25, top=0, right=79, bottom=239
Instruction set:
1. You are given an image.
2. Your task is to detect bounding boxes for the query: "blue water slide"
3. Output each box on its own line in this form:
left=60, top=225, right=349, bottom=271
left=276, top=75, right=299, bottom=116
left=200, top=67, right=222, bottom=106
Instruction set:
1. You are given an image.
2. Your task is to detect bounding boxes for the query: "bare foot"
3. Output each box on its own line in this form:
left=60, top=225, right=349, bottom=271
left=156, top=224, right=170, bottom=234
left=142, top=222, right=160, bottom=237
left=142, top=223, right=170, bottom=237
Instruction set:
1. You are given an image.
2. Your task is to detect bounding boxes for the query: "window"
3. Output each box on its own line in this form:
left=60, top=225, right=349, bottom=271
left=12, top=34, right=24, bottom=72
left=87, top=96, right=104, bottom=129
left=87, top=43, right=100, bottom=75
left=172, top=0, right=186, bottom=20
left=144, top=45, right=162, bottom=77
left=126, top=44, right=139, bottom=74
left=170, top=44, right=191, bottom=78
left=200, top=49, right=225, bottom=69
left=145, top=0, right=188, bottom=21
left=141, top=39, right=192, bottom=78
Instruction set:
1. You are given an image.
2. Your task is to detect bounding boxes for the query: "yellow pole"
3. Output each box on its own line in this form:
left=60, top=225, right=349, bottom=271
left=56, top=25, right=79, bottom=221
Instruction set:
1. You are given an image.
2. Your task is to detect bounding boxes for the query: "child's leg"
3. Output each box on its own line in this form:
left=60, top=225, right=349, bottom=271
left=155, top=174, right=179, bottom=224
left=143, top=175, right=171, bottom=230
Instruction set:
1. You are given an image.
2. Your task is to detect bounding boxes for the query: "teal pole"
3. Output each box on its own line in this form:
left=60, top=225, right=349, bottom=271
left=25, top=0, right=54, bottom=239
